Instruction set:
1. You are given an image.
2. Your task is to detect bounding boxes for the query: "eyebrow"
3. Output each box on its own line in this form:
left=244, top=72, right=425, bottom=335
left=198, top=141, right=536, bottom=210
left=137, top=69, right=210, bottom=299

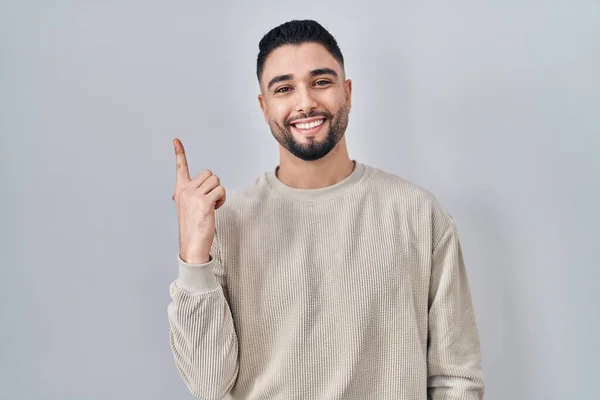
left=267, top=68, right=339, bottom=91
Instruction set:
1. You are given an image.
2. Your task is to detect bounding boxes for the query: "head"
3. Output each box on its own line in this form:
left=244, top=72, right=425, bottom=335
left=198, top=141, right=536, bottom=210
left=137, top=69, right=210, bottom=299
left=257, top=20, right=352, bottom=162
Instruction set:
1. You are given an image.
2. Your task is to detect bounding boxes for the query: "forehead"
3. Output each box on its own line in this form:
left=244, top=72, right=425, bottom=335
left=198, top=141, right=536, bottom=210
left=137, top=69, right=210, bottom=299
left=261, top=42, right=342, bottom=85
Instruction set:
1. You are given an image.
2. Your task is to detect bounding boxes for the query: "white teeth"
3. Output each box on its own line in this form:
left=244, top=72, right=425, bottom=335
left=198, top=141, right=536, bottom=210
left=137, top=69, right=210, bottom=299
left=295, top=119, right=324, bottom=130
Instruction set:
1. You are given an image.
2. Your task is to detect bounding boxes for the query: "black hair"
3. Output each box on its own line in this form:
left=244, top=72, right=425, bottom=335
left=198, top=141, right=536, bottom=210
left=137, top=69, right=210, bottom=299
left=256, top=19, right=345, bottom=84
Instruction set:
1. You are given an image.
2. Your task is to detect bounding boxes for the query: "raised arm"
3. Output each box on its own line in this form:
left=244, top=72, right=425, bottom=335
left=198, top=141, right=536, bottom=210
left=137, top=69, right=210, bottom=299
left=168, top=138, right=238, bottom=399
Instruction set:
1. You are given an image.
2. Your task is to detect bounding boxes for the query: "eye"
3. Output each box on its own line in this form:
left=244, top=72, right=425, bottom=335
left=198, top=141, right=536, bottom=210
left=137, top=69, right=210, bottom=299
left=275, top=86, right=292, bottom=94
left=314, top=80, right=331, bottom=86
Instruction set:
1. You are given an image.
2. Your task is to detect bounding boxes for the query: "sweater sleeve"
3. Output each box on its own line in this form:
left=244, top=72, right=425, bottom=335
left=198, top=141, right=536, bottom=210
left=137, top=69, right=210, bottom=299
left=167, top=237, right=239, bottom=400
left=426, top=220, right=485, bottom=399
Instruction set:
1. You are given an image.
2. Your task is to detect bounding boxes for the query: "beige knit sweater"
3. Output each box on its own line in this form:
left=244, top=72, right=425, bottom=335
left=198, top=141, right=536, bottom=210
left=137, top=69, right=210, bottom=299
left=167, top=161, right=484, bottom=400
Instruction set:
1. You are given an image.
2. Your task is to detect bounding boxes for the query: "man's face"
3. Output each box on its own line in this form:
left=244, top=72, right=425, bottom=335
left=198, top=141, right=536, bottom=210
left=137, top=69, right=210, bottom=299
left=258, top=42, right=352, bottom=161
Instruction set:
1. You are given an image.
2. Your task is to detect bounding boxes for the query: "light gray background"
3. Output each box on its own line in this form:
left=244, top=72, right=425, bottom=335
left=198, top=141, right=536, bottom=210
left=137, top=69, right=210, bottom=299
left=1, top=1, right=598, bottom=399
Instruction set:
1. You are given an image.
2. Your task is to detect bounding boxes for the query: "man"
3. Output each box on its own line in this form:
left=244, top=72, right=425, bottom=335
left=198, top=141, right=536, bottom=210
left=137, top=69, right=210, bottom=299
left=168, top=19, right=484, bottom=400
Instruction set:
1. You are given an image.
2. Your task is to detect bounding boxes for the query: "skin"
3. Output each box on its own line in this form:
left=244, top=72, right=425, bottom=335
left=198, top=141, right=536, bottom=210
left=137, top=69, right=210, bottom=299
left=172, top=138, right=226, bottom=263
left=171, top=42, right=355, bottom=262
left=258, top=42, right=355, bottom=189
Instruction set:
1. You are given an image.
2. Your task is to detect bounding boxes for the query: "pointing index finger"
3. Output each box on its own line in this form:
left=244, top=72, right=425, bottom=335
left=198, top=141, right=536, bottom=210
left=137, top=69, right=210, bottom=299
left=173, top=138, right=191, bottom=183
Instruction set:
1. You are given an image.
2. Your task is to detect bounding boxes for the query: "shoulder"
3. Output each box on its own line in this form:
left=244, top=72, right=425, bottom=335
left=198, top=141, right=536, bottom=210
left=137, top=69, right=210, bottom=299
left=363, top=164, right=432, bottom=197
left=362, top=163, right=440, bottom=208
left=213, top=171, right=272, bottom=223
left=361, top=163, right=455, bottom=236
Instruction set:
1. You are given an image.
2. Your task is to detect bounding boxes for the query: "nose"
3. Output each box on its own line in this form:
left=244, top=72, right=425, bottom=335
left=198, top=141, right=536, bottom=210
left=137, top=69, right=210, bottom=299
left=295, top=86, right=317, bottom=114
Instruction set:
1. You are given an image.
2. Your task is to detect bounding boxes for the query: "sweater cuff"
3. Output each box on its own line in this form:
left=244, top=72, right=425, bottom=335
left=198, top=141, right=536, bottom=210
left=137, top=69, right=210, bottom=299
left=176, top=254, right=219, bottom=293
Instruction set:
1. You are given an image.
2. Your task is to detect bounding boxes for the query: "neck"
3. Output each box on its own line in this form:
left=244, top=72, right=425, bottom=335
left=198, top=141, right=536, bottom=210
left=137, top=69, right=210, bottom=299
left=276, top=137, right=355, bottom=189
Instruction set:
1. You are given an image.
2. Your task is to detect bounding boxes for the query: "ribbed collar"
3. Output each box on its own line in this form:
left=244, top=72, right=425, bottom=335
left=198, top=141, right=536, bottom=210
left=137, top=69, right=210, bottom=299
left=265, top=161, right=367, bottom=201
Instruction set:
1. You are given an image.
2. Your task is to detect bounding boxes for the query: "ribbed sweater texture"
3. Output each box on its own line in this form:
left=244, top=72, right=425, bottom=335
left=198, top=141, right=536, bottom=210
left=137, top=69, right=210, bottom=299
left=168, top=161, right=484, bottom=399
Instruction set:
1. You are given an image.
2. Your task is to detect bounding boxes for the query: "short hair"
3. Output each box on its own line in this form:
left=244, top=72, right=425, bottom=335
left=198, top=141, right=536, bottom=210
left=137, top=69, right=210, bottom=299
left=256, top=19, right=345, bottom=84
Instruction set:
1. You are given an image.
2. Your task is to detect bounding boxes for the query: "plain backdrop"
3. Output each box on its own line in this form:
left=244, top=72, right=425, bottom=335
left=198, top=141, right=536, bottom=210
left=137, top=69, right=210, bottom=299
left=1, top=1, right=599, bottom=399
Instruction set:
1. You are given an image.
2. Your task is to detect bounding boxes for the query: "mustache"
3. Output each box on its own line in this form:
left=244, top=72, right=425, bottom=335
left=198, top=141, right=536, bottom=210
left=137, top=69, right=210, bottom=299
left=285, top=111, right=333, bottom=126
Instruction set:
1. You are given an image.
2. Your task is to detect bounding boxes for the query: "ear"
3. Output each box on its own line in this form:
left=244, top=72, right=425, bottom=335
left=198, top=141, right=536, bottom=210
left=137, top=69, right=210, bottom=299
left=344, top=79, right=352, bottom=111
left=258, top=93, right=269, bottom=123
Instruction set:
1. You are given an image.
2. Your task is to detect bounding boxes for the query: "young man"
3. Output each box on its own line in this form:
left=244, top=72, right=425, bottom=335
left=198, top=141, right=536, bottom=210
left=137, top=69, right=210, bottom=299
left=168, top=19, right=484, bottom=400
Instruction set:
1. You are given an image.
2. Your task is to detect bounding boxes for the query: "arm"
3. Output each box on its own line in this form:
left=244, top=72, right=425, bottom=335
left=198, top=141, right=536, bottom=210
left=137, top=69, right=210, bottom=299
left=167, top=243, right=239, bottom=400
left=427, top=220, right=485, bottom=399
left=168, top=139, right=238, bottom=399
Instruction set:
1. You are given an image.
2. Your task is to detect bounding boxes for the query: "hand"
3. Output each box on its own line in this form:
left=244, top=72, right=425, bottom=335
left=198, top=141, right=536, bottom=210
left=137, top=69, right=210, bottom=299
left=172, top=138, right=226, bottom=264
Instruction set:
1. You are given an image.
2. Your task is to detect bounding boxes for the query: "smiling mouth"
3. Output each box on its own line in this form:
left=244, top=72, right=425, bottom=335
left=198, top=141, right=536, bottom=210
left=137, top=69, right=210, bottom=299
left=290, top=118, right=326, bottom=135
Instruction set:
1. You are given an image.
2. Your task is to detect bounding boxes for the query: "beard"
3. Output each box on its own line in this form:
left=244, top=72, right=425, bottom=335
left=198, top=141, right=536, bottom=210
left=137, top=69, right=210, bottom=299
left=268, top=104, right=350, bottom=161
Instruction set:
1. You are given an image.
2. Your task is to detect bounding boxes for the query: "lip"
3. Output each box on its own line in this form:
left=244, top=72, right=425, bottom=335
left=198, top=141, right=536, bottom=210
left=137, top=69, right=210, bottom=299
left=291, top=118, right=327, bottom=136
